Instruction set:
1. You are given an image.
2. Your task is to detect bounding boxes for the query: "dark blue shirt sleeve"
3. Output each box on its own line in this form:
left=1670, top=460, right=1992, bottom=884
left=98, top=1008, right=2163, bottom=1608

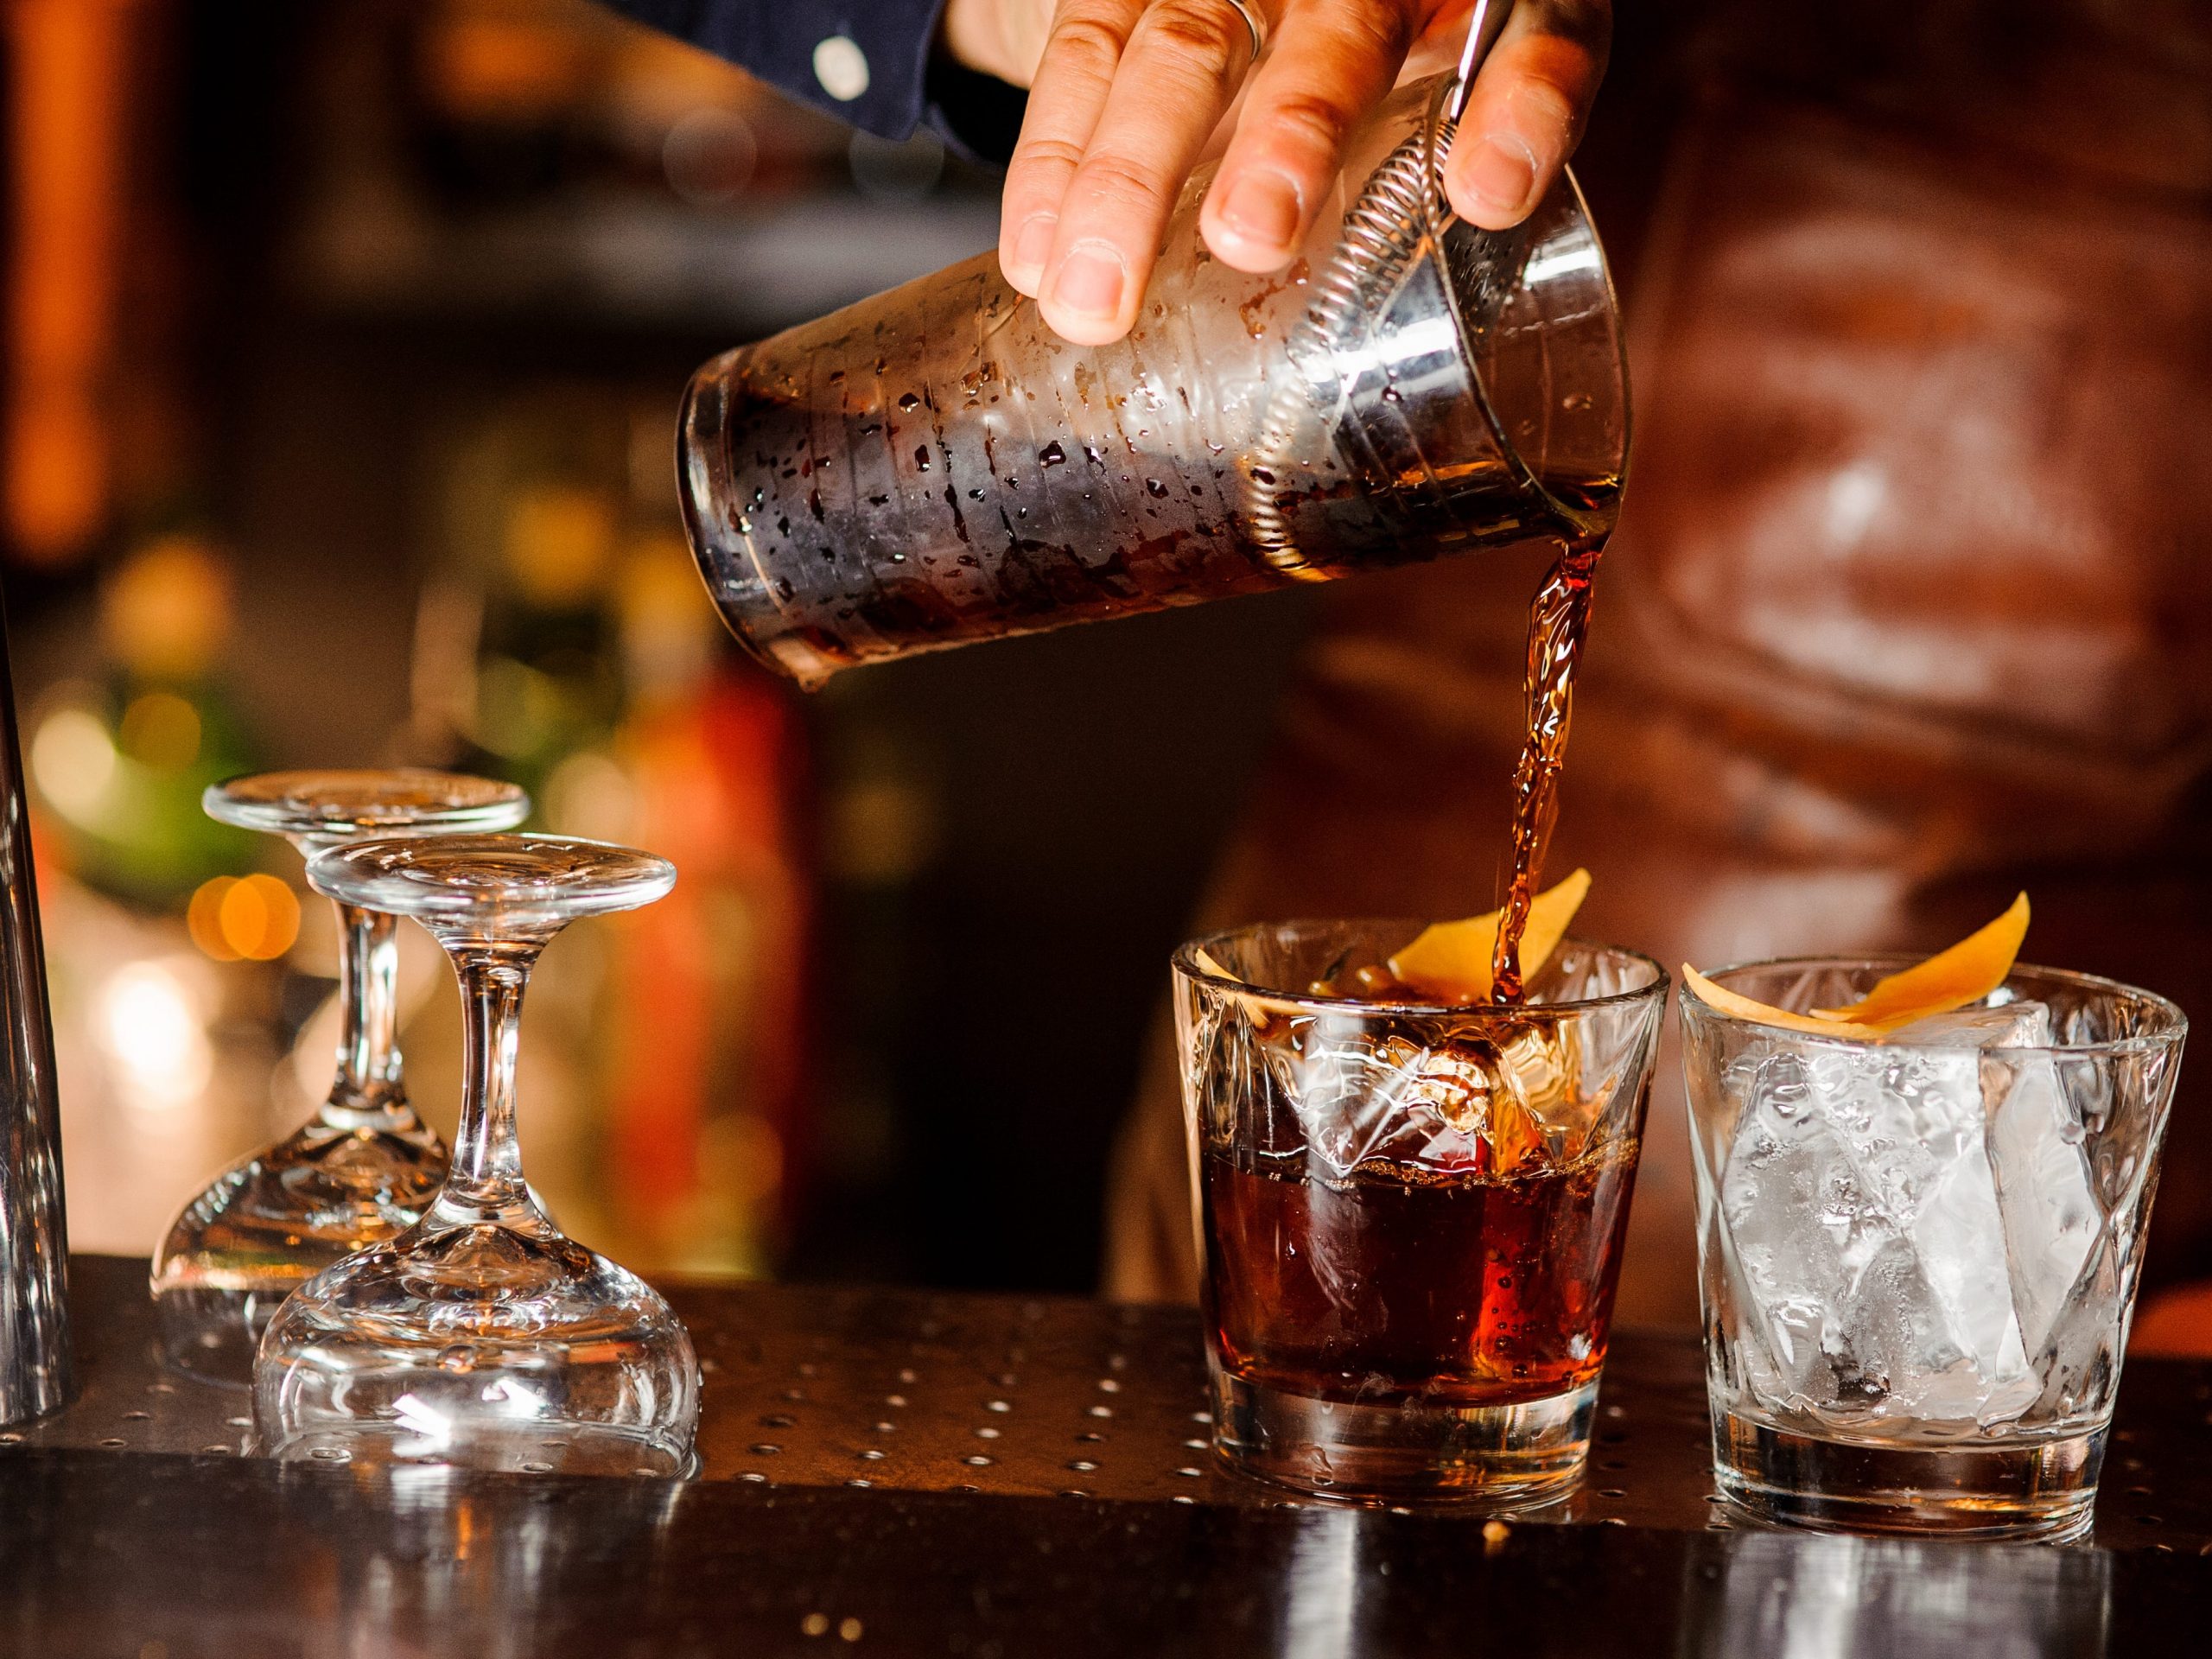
left=596, top=0, right=1022, bottom=161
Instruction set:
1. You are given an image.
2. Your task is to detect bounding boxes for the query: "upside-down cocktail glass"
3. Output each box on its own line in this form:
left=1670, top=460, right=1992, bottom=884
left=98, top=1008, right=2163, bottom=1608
left=1681, top=958, right=2187, bottom=1539
left=1177, top=921, right=1665, bottom=1506
left=153, top=770, right=528, bottom=1382
left=256, top=833, right=698, bottom=1475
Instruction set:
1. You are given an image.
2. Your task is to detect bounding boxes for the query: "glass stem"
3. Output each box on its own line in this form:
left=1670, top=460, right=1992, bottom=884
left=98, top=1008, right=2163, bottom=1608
left=435, top=940, right=545, bottom=1224
left=323, top=901, right=416, bottom=1132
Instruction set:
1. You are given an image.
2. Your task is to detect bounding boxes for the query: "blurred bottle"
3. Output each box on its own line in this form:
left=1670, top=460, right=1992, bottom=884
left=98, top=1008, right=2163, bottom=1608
left=598, top=531, right=810, bottom=1275
left=406, top=391, right=809, bottom=1276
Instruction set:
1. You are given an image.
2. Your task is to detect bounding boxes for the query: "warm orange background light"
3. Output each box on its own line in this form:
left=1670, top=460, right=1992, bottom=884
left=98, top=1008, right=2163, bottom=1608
left=187, top=874, right=300, bottom=963
left=4, top=0, right=137, bottom=562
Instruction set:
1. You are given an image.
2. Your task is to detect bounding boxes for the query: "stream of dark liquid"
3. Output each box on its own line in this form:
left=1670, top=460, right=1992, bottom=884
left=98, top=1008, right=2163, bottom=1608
left=1488, top=535, right=1606, bottom=1003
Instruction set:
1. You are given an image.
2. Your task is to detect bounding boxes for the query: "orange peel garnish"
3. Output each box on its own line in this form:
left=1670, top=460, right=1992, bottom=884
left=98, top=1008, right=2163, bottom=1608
left=1810, top=893, right=2031, bottom=1028
left=1681, top=966, right=1887, bottom=1040
left=1682, top=893, right=2031, bottom=1041
left=1388, top=868, right=1592, bottom=1004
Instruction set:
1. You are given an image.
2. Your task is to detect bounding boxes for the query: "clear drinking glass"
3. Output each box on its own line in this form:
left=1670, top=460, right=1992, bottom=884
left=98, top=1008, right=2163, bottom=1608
left=678, top=73, right=1626, bottom=687
left=255, top=833, right=698, bottom=1475
left=1681, top=958, right=2189, bottom=1539
left=1177, top=921, right=1666, bottom=1506
left=152, top=769, right=529, bottom=1382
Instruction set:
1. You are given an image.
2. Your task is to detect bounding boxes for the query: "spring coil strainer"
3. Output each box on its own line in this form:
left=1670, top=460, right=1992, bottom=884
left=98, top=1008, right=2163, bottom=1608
left=1239, top=10, right=1603, bottom=575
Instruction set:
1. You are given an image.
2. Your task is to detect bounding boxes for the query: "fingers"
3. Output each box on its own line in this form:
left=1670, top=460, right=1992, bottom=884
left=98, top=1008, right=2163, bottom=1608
left=995, top=0, right=1610, bottom=344
left=1441, top=0, right=1609, bottom=230
left=997, top=1, right=1148, bottom=302
left=939, top=0, right=1057, bottom=87
left=1198, top=1, right=1419, bottom=272
left=1022, top=0, right=1268, bottom=343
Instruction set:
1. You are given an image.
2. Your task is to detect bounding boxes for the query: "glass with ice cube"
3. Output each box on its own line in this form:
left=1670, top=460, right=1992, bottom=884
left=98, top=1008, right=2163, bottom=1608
left=1177, top=921, right=1666, bottom=1506
left=1681, top=958, right=2188, bottom=1539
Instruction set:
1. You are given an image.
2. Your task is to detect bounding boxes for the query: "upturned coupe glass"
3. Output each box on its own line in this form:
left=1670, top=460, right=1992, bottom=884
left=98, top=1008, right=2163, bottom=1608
left=151, top=769, right=527, bottom=1381
left=255, top=833, right=698, bottom=1475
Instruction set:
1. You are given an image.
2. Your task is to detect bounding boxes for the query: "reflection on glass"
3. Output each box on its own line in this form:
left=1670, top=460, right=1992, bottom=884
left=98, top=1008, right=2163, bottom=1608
left=1277, top=1507, right=1367, bottom=1659
left=1681, top=1531, right=2111, bottom=1659
left=298, top=1460, right=686, bottom=1659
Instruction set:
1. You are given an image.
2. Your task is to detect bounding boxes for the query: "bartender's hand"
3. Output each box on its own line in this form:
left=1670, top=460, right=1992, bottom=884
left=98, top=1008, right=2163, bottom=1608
left=939, top=0, right=1610, bottom=344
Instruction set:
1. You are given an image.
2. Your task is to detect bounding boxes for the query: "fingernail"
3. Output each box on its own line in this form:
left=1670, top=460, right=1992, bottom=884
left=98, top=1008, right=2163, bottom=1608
left=1459, top=134, right=1536, bottom=215
left=1218, top=172, right=1301, bottom=252
left=1009, top=213, right=1056, bottom=275
left=1050, top=244, right=1126, bottom=320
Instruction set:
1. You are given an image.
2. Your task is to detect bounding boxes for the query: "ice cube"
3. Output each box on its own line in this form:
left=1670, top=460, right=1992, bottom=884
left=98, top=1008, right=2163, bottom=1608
left=1719, top=1034, right=2038, bottom=1424
left=1896, top=1002, right=2101, bottom=1367
left=1274, top=1020, right=1578, bottom=1177
left=1889, top=1001, right=2047, bottom=1048
left=1720, top=1058, right=1897, bottom=1408
left=1802, top=1042, right=2033, bottom=1417
left=1267, top=1017, right=1400, bottom=1173
left=1274, top=1021, right=1491, bottom=1174
left=1831, top=1234, right=1980, bottom=1418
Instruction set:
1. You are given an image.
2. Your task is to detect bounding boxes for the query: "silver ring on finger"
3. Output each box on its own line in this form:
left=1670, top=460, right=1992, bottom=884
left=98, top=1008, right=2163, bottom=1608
left=1217, top=0, right=1268, bottom=62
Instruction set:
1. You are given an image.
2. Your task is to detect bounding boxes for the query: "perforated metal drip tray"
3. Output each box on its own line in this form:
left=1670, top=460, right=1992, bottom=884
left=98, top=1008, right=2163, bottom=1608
left=16, top=1256, right=2212, bottom=1552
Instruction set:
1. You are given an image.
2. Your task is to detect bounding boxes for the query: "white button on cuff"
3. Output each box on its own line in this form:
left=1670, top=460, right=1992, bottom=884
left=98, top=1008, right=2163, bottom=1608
left=813, top=35, right=870, bottom=102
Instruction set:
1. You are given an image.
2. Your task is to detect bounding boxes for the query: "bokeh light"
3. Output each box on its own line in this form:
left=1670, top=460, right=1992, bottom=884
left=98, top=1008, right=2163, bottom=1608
left=116, top=690, right=201, bottom=772
left=95, top=959, right=213, bottom=1111
left=30, top=705, right=116, bottom=817
left=187, top=873, right=301, bottom=962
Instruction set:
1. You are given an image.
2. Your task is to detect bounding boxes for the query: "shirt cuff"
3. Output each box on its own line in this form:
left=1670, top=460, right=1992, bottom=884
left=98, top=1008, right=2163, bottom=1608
left=599, top=0, right=955, bottom=143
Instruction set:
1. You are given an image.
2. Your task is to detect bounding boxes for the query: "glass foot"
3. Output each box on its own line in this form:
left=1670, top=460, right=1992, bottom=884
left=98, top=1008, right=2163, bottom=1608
left=152, top=1119, right=448, bottom=1384
left=1211, top=1366, right=1595, bottom=1509
left=256, top=1213, right=697, bottom=1474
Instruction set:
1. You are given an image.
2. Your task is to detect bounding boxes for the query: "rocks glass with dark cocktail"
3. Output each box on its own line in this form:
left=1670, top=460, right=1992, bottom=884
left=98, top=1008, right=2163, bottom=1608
left=1178, top=921, right=1665, bottom=1507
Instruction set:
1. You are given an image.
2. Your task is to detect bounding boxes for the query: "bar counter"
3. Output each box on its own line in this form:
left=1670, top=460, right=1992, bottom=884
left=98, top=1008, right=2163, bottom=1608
left=3, top=1256, right=2206, bottom=1654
